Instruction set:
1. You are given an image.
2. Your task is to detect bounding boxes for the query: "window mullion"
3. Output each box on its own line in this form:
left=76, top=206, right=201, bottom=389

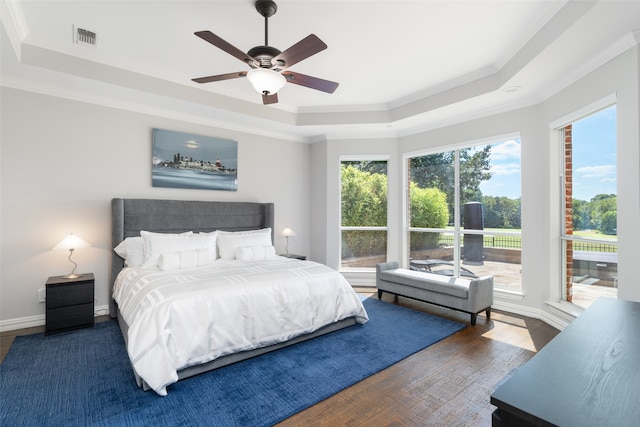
left=453, top=150, right=461, bottom=277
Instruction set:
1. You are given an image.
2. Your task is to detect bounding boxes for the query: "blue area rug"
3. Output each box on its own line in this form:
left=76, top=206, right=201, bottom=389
left=0, top=298, right=464, bottom=426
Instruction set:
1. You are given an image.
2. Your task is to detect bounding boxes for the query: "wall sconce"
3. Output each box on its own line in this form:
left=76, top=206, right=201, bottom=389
left=53, top=233, right=90, bottom=279
left=281, top=227, right=296, bottom=255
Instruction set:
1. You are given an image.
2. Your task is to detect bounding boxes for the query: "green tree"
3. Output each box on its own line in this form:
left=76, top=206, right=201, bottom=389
left=459, top=146, right=493, bottom=207
left=481, top=196, right=521, bottom=229
left=409, top=183, right=449, bottom=250
left=600, top=210, right=617, bottom=235
left=341, top=165, right=387, bottom=258
left=341, top=165, right=387, bottom=226
left=571, top=198, right=590, bottom=231
left=410, top=146, right=492, bottom=223
left=589, top=194, right=616, bottom=233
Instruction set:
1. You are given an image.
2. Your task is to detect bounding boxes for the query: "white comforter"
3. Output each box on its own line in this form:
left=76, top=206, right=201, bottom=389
left=113, top=257, right=368, bottom=395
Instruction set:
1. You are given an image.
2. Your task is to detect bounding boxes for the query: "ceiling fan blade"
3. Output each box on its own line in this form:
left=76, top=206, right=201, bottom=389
left=194, top=31, right=257, bottom=67
left=262, top=92, right=278, bottom=105
left=282, top=71, right=339, bottom=94
left=192, top=71, right=247, bottom=84
left=271, top=34, right=327, bottom=70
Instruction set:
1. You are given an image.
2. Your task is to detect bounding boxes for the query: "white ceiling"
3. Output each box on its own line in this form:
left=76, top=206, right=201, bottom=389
left=1, top=0, right=639, bottom=141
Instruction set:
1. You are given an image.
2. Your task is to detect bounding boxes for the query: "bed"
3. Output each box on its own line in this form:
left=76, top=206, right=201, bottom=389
left=110, top=198, right=368, bottom=396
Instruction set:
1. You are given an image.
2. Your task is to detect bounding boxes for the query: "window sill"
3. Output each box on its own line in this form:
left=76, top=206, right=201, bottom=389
left=543, top=300, right=583, bottom=330
left=494, top=287, right=524, bottom=301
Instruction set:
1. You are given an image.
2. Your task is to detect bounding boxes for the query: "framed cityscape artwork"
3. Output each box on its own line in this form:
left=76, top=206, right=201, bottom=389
left=152, top=128, right=238, bottom=191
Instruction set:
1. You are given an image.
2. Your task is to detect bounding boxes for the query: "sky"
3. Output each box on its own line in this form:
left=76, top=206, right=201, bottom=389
left=152, top=128, right=238, bottom=169
left=570, top=105, right=616, bottom=201
left=479, top=104, right=616, bottom=201
left=478, top=138, right=522, bottom=199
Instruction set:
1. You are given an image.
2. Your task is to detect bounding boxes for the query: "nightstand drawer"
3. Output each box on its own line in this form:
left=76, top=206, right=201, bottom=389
left=46, top=303, right=94, bottom=332
left=46, top=282, right=94, bottom=308
left=45, top=273, right=95, bottom=335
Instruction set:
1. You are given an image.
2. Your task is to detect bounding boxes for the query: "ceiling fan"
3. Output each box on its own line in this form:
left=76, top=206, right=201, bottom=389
left=191, top=0, right=339, bottom=105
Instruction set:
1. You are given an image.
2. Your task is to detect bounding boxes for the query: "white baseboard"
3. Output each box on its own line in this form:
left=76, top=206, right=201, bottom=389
left=0, top=304, right=110, bottom=332
left=0, top=314, right=45, bottom=332
left=341, top=270, right=376, bottom=287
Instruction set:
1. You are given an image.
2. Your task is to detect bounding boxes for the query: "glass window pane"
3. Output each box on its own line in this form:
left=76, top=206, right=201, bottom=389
left=407, top=140, right=522, bottom=292
left=340, top=160, right=388, bottom=269
left=478, top=233, right=522, bottom=292
left=562, top=105, right=617, bottom=308
left=409, top=231, right=454, bottom=262
left=341, top=161, right=388, bottom=227
left=341, top=230, right=387, bottom=268
left=570, top=241, right=618, bottom=306
left=409, top=152, right=453, bottom=228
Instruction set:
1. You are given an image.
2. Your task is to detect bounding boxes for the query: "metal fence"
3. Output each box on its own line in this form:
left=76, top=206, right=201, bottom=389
left=572, top=241, right=617, bottom=253
left=436, top=234, right=617, bottom=253
left=438, top=234, right=522, bottom=249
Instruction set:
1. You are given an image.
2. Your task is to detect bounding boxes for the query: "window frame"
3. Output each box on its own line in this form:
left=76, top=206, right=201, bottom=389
left=402, top=133, right=522, bottom=291
left=553, top=97, right=618, bottom=308
left=339, top=155, right=390, bottom=271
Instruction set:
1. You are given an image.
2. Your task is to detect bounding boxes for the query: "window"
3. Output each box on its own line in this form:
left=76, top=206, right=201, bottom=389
left=406, top=137, right=522, bottom=292
left=340, top=159, right=388, bottom=269
left=560, top=104, right=617, bottom=309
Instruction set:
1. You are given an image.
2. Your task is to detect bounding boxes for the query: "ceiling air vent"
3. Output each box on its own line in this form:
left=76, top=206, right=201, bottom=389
left=73, top=25, right=99, bottom=49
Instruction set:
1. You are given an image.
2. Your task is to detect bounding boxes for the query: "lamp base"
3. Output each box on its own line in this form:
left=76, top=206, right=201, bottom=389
left=62, top=273, right=83, bottom=279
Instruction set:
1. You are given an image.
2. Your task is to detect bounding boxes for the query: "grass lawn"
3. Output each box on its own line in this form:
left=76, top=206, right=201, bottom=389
left=436, top=228, right=617, bottom=250
left=573, top=229, right=617, bottom=240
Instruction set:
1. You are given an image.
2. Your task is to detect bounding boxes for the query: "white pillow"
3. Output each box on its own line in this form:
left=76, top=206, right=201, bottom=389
left=113, top=237, right=145, bottom=267
left=198, top=230, right=218, bottom=260
left=217, top=228, right=272, bottom=260
left=140, top=231, right=216, bottom=267
left=159, top=248, right=213, bottom=271
left=235, top=245, right=277, bottom=261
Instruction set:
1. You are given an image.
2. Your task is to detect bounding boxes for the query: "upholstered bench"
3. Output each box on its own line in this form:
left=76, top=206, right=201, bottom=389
left=376, top=261, right=493, bottom=325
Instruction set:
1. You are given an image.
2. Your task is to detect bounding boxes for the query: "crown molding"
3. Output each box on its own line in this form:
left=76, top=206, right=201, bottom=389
left=536, top=30, right=639, bottom=105
left=0, top=76, right=312, bottom=143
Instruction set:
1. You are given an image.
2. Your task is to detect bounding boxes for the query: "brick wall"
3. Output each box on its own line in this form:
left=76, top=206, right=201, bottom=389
left=564, top=124, right=573, bottom=302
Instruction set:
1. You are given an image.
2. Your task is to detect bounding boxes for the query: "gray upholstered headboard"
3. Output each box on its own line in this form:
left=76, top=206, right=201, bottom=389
left=110, top=198, right=275, bottom=317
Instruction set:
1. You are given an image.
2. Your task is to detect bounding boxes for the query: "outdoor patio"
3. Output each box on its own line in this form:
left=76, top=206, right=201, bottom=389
left=459, top=260, right=617, bottom=309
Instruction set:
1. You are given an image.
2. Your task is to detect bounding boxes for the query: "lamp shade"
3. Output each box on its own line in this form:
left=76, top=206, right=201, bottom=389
left=281, top=227, right=296, bottom=237
left=247, top=68, right=286, bottom=95
left=54, top=233, right=90, bottom=251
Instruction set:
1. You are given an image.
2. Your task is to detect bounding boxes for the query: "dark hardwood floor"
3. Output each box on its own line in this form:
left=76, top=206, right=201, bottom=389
left=1, top=291, right=559, bottom=426
left=277, top=290, right=560, bottom=426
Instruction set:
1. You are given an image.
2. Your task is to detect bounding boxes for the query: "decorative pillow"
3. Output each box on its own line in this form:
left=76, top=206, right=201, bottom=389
left=158, top=248, right=213, bottom=271
left=217, top=228, right=272, bottom=260
left=234, top=245, right=277, bottom=261
left=197, top=230, right=219, bottom=259
left=140, top=231, right=215, bottom=267
left=113, top=237, right=145, bottom=267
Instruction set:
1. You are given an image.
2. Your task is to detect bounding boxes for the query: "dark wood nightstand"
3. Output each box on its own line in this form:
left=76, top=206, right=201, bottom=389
left=46, top=273, right=94, bottom=335
left=280, top=254, right=307, bottom=260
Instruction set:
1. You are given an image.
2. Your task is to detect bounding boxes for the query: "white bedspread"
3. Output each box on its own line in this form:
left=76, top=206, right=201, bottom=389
left=113, top=257, right=368, bottom=395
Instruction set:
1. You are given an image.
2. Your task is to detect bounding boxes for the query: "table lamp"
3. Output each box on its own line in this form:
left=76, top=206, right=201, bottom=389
left=281, top=227, right=296, bottom=255
left=54, top=233, right=90, bottom=279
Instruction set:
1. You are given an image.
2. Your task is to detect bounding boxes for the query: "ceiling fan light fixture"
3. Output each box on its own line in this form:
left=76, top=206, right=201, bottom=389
left=247, top=68, right=286, bottom=95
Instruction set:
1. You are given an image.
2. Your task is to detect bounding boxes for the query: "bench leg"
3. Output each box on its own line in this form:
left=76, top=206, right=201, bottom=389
left=471, top=313, right=477, bottom=326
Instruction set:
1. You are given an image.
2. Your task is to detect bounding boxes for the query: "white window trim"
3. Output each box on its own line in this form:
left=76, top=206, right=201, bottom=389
left=549, top=93, right=618, bottom=313
left=402, top=133, right=522, bottom=284
left=339, top=156, right=390, bottom=272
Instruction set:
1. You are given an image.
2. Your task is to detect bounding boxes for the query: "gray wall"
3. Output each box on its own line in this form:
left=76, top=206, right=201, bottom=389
left=311, top=46, right=640, bottom=326
left=0, top=87, right=311, bottom=325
